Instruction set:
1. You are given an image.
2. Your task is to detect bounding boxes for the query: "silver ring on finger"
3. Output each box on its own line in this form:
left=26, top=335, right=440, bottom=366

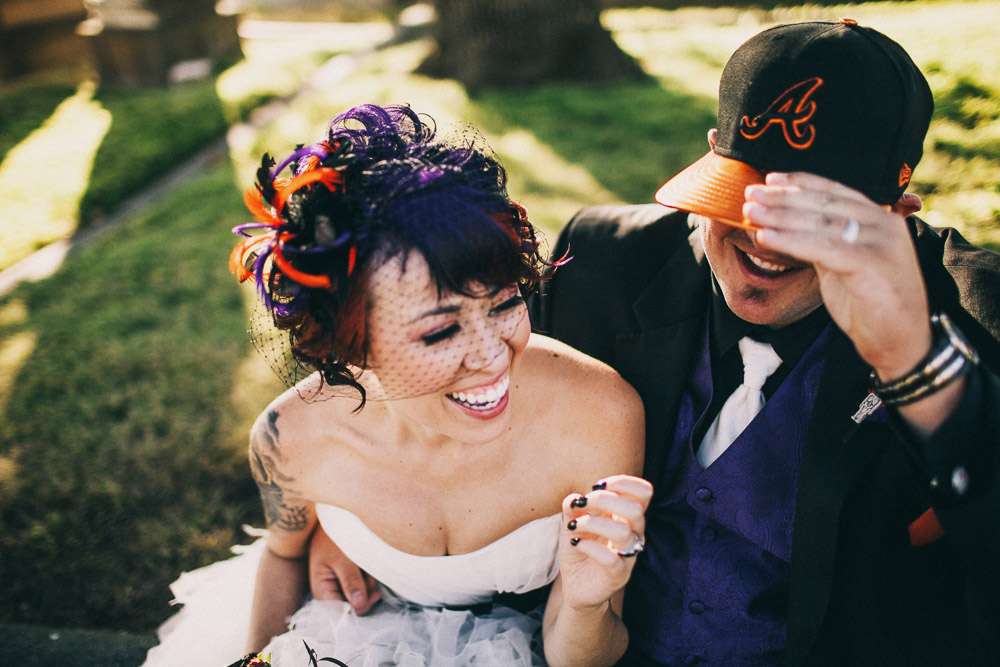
left=841, top=217, right=861, bottom=244
left=617, top=533, right=645, bottom=558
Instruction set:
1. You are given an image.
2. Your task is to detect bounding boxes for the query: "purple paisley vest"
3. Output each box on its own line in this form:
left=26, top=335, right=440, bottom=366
left=624, top=321, right=834, bottom=666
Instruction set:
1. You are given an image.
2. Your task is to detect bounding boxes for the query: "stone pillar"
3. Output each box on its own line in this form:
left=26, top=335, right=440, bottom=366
left=79, top=0, right=241, bottom=86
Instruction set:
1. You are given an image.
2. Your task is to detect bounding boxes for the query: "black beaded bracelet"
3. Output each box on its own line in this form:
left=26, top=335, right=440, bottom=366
left=870, top=312, right=979, bottom=407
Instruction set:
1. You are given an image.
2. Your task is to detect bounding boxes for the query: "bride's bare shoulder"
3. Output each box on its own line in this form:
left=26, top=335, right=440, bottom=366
left=248, top=381, right=366, bottom=477
left=521, top=334, right=644, bottom=479
left=523, top=334, right=633, bottom=396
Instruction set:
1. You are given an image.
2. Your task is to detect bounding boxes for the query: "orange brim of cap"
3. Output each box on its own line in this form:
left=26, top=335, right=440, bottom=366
left=654, top=151, right=764, bottom=229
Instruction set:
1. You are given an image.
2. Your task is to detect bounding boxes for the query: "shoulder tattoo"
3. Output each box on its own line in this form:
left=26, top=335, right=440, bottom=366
left=249, top=409, right=309, bottom=532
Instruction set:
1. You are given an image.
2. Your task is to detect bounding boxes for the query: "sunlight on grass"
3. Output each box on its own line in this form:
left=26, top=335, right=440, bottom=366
left=0, top=330, right=36, bottom=418
left=0, top=299, right=28, bottom=327
left=0, top=299, right=33, bottom=422
left=216, top=38, right=346, bottom=123
left=0, top=450, right=18, bottom=503
left=489, top=129, right=617, bottom=237
left=0, top=81, right=111, bottom=269
left=238, top=19, right=392, bottom=52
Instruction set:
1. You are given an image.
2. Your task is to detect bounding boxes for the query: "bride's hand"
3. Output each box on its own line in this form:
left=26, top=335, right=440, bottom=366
left=308, top=527, right=382, bottom=615
left=558, top=474, right=653, bottom=612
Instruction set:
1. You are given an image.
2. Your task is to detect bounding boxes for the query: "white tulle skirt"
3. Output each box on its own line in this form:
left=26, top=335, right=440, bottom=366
left=143, top=538, right=546, bottom=667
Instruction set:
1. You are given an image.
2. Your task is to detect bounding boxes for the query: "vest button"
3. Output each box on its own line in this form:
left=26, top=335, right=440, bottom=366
left=688, top=600, right=706, bottom=614
left=951, top=466, right=970, bottom=495
left=695, top=487, right=714, bottom=502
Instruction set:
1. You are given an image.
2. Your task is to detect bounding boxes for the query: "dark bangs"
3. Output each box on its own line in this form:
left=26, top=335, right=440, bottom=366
left=379, top=185, right=545, bottom=298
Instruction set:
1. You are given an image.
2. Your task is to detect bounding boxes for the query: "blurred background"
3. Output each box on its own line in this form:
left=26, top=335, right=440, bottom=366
left=0, top=0, right=996, bottom=662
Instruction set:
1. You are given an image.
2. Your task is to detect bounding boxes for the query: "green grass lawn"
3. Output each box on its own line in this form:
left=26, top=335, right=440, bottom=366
left=0, top=0, right=996, bottom=639
left=0, top=160, right=275, bottom=632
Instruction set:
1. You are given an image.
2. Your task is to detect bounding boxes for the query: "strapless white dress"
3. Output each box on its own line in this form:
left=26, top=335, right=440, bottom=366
left=143, top=504, right=561, bottom=666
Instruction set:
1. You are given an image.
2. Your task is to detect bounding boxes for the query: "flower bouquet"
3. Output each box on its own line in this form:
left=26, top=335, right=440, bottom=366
left=227, top=640, right=348, bottom=667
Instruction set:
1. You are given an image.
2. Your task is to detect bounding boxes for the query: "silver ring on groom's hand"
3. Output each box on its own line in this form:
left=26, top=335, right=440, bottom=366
left=841, top=218, right=861, bottom=244
left=617, top=533, right=645, bottom=558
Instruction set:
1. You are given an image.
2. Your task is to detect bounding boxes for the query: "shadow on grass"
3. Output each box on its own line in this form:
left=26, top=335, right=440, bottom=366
left=0, top=81, right=77, bottom=164
left=935, top=75, right=999, bottom=130
left=0, top=160, right=261, bottom=632
left=934, top=138, right=1000, bottom=163
left=474, top=76, right=716, bottom=206
left=932, top=75, right=1000, bottom=164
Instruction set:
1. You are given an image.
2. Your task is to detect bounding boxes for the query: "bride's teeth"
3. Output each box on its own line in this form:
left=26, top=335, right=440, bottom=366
left=448, top=374, right=509, bottom=410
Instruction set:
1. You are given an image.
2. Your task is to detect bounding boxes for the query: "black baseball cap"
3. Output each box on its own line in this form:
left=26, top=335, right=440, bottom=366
left=655, top=19, right=934, bottom=228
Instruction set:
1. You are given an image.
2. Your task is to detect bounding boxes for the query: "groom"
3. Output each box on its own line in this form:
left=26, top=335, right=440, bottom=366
left=530, top=19, right=1000, bottom=667
left=308, top=20, right=1000, bottom=666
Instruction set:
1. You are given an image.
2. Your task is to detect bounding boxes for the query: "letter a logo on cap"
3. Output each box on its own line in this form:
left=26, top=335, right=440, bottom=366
left=740, top=77, right=824, bottom=150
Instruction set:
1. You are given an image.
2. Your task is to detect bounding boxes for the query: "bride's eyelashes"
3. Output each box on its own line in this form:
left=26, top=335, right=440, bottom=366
left=418, top=294, right=525, bottom=346
left=491, top=294, right=525, bottom=313
left=421, top=324, right=461, bottom=345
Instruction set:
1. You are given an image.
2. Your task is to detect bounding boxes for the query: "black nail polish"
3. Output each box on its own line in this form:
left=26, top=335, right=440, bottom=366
left=567, top=519, right=577, bottom=531
left=592, top=480, right=607, bottom=491
left=570, top=537, right=580, bottom=546
left=570, top=496, right=588, bottom=508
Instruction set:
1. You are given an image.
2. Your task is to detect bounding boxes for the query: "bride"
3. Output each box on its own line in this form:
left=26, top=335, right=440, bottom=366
left=144, top=104, right=650, bottom=666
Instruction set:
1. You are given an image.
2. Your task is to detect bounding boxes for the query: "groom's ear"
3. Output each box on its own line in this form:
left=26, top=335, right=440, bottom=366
left=707, top=128, right=718, bottom=150
left=891, top=192, right=923, bottom=217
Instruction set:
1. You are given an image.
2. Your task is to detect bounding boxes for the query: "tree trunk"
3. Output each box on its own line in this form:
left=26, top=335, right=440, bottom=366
left=420, top=0, right=644, bottom=90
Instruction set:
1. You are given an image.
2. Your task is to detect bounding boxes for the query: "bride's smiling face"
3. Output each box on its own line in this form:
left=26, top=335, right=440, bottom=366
left=366, top=251, right=530, bottom=445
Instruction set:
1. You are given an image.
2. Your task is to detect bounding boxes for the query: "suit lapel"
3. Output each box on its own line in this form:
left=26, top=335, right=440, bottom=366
left=786, top=328, right=884, bottom=664
left=615, top=228, right=709, bottom=487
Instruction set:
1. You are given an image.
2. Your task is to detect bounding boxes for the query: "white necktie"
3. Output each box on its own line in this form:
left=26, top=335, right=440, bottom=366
left=697, top=337, right=782, bottom=468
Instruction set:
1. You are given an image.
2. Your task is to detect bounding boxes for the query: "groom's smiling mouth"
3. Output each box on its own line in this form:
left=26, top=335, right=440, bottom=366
left=731, top=240, right=808, bottom=282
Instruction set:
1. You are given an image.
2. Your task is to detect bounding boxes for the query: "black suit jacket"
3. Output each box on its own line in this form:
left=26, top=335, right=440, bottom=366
left=530, top=204, right=1000, bottom=667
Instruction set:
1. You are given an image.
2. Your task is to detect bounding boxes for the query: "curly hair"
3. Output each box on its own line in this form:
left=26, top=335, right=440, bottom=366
left=231, top=104, right=554, bottom=407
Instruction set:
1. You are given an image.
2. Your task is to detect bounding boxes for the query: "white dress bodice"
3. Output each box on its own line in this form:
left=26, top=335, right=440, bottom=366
left=315, top=503, right=562, bottom=607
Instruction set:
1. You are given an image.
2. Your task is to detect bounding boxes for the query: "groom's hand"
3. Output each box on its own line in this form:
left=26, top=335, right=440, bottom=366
left=308, top=527, right=381, bottom=614
left=746, top=172, right=968, bottom=435
left=745, top=171, right=933, bottom=381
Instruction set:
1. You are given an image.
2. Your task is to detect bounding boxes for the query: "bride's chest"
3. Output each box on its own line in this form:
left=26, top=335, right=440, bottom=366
left=308, top=456, right=565, bottom=557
